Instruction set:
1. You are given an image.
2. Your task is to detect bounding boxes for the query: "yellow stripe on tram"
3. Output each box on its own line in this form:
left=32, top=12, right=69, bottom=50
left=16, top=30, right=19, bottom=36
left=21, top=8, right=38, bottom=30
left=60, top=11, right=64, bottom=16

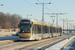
left=19, top=33, right=32, bottom=37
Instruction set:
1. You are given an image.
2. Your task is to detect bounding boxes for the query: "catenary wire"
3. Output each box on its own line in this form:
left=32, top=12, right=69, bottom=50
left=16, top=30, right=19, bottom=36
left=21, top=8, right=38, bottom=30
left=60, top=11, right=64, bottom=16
left=25, top=0, right=41, bottom=10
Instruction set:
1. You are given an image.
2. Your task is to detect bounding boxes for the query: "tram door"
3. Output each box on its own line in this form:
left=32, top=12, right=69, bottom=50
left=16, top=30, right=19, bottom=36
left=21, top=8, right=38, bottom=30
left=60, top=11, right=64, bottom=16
left=33, top=24, right=38, bottom=39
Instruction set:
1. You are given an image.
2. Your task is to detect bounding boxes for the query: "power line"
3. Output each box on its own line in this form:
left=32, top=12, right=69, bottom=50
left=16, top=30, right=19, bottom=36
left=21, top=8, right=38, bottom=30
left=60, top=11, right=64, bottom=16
left=49, top=0, right=67, bottom=20
left=37, top=0, right=41, bottom=3
left=25, top=0, right=41, bottom=10
left=50, top=0, right=61, bottom=12
left=44, top=6, right=54, bottom=12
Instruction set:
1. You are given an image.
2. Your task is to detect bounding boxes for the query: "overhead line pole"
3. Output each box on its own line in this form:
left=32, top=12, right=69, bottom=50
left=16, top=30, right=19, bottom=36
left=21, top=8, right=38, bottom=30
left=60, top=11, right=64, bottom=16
left=63, top=19, right=64, bottom=32
left=42, top=2, right=44, bottom=22
left=59, top=18, right=67, bottom=34
left=36, top=2, right=51, bottom=38
left=36, top=2, right=51, bottom=23
left=63, top=19, right=67, bottom=34
left=67, top=20, right=74, bottom=33
left=45, top=13, right=67, bottom=26
left=56, top=14, right=58, bottom=26
left=67, top=20, right=68, bottom=34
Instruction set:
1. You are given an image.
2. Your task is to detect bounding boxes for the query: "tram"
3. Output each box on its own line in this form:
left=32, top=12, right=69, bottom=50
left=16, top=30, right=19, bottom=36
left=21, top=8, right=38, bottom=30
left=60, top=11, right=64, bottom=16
left=18, top=18, right=62, bottom=40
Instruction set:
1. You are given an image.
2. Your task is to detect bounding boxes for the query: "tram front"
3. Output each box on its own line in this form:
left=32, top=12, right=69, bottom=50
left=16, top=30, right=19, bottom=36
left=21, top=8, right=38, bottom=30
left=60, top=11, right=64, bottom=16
left=18, top=19, right=32, bottom=40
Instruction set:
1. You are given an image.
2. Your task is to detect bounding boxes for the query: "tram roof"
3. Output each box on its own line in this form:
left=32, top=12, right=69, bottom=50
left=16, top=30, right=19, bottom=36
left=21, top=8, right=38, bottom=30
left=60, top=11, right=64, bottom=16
left=21, top=18, right=61, bottom=28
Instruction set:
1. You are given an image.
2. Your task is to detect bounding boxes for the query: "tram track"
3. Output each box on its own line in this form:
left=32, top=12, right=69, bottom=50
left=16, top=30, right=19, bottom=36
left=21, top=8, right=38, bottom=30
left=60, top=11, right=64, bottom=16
left=0, top=40, right=34, bottom=50
left=15, top=35, right=72, bottom=50
left=18, top=38, right=63, bottom=50
left=0, top=35, right=73, bottom=50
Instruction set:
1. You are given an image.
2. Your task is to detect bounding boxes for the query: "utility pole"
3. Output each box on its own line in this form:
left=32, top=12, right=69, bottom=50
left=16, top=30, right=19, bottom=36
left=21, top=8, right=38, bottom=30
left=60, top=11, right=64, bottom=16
left=67, top=20, right=68, bottom=34
left=67, top=20, right=74, bottom=34
left=36, top=2, right=51, bottom=38
left=63, top=19, right=64, bottom=33
left=45, top=13, right=67, bottom=26
left=59, top=19, right=67, bottom=34
left=56, top=14, right=58, bottom=26
left=36, top=2, right=51, bottom=23
left=63, top=19, right=68, bottom=34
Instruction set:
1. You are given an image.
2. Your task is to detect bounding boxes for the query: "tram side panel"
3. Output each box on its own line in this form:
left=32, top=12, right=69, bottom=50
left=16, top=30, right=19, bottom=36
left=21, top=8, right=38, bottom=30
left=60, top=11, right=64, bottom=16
left=42, top=25, right=50, bottom=38
left=32, top=24, right=42, bottom=40
left=60, top=28, right=62, bottom=36
left=52, top=27, right=60, bottom=37
left=50, top=26, right=53, bottom=37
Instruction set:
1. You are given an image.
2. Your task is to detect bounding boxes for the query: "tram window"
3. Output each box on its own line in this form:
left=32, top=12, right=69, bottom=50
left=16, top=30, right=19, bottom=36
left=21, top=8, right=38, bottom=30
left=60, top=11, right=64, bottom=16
left=50, top=27, right=52, bottom=33
left=58, top=28, right=59, bottom=33
left=59, top=28, right=60, bottom=32
left=57, top=28, right=58, bottom=33
left=33, top=25, right=34, bottom=33
left=43, top=26, right=45, bottom=33
left=49, top=27, right=50, bottom=33
left=33, top=25, right=36, bottom=34
left=60, top=28, right=62, bottom=32
left=53, top=27, right=54, bottom=33
left=55, top=28, right=57, bottom=33
left=45, top=26, right=47, bottom=33
left=56, top=28, right=58, bottom=33
left=47, top=26, right=49, bottom=33
left=54, top=27, right=55, bottom=33
left=35, top=25, right=36, bottom=33
left=61, top=28, right=62, bottom=32
left=55, top=28, right=56, bottom=33
left=58, top=28, right=60, bottom=32
left=52, top=27, right=53, bottom=33
left=60, top=28, right=61, bottom=32
left=38, top=25, right=41, bottom=33
left=34, top=24, right=38, bottom=34
left=45, top=26, right=48, bottom=33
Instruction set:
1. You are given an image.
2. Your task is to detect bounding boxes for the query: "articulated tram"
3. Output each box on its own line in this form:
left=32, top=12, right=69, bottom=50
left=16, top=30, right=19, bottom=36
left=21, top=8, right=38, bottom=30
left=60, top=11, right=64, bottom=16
left=18, top=19, right=62, bottom=40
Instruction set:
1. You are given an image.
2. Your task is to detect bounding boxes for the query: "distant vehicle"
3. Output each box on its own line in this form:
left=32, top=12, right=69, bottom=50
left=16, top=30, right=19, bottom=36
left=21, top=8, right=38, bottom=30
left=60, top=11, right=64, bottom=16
left=12, top=31, right=19, bottom=36
left=16, top=31, right=19, bottom=36
left=18, top=18, right=62, bottom=40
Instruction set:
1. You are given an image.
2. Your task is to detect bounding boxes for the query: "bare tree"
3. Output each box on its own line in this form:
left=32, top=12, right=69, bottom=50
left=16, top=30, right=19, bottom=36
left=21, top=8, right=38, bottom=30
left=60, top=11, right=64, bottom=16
left=0, top=12, right=6, bottom=29
left=0, top=12, right=22, bottom=29
left=11, top=14, right=22, bottom=28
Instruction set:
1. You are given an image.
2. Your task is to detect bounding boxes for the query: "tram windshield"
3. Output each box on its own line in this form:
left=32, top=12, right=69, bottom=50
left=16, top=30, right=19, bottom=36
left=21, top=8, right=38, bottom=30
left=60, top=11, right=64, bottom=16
left=20, top=24, right=31, bottom=33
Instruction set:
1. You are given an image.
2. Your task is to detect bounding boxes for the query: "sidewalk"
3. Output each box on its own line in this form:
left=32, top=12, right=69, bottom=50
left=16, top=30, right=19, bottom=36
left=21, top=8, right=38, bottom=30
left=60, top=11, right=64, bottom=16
left=45, top=36, right=75, bottom=50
